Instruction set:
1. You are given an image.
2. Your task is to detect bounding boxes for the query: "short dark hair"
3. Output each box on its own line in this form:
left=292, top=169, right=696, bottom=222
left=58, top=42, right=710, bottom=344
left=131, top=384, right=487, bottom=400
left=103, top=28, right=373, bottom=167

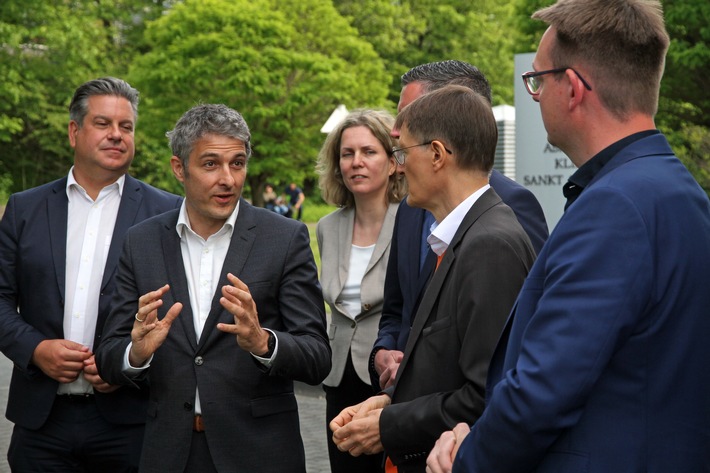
left=166, top=103, right=251, bottom=168
left=69, top=77, right=139, bottom=127
left=533, top=0, right=669, bottom=119
left=401, top=60, right=492, bottom=104
left=394, top=85, right=497, bottom=173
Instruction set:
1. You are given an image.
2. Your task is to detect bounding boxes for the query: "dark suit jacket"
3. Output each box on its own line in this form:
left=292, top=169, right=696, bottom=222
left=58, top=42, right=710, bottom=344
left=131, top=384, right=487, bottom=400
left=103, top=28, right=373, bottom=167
left=0, top=174, right=181, bottom=429
left=379, top=188, right=536, bottom=472
left=370, top=170, right=547, bottom=388
left=454, top=134, right=710, bottom=472
left=96, top=201, right=331, bottom=473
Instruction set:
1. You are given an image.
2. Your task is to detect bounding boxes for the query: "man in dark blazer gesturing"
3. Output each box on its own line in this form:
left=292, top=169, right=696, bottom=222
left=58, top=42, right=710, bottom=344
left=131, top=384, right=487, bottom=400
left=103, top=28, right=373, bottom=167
left=427, top=1, right=710, bottom=472
left=96, top=103, right=331, bottom=473
left=330, top=86, right=535, bottom=473
left=0, top=77, right=181, bottom=471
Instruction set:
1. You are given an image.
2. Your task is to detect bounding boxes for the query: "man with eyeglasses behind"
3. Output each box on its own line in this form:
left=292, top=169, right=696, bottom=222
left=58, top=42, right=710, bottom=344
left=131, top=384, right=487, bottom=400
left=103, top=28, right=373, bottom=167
left=329, top=85, right=536, bottom=473
left=427, top=1, right=710, bottom=472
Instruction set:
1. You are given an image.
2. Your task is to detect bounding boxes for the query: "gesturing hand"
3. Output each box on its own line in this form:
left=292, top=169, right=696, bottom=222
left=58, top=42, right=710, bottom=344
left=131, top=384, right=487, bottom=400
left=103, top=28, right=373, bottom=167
left=217, top=273, right=270, bottom=355
left=129, top=284, right=182, bottom=367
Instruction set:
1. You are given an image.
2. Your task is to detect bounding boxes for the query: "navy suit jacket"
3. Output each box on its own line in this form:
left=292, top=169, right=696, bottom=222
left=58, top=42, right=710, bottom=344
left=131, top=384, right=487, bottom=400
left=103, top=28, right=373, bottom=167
left=0, top=175, right=181, bottom=429
left=454, top=133, right=710, bottom=472
left=370, top=169, right=547, bottom=388
left=96, top=201, right=331, bottom=473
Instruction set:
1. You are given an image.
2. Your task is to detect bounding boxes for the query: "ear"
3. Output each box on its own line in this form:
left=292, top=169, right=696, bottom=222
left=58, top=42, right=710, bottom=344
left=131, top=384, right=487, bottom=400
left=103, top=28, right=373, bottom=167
left=170, top=156, right=185, bottom=183
left=566, top=69, right=587, bottom=110
left=430, top=140, right=448, bottom=172
left=68, top=120, right=79, bottom=149
left=388, top=154, right=396, bottom=176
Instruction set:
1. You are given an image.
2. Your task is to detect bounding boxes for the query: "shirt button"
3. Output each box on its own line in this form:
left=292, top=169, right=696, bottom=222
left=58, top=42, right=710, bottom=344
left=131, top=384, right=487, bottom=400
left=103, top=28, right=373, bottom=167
left=363, top=303, right=372, bottom=311
left=194, top=356, right=204, bottom=366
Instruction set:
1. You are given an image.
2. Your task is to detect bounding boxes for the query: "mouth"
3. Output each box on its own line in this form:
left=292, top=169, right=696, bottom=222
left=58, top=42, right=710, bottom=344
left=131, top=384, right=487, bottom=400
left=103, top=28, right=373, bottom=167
left=213, top=193, right=235, bottom=204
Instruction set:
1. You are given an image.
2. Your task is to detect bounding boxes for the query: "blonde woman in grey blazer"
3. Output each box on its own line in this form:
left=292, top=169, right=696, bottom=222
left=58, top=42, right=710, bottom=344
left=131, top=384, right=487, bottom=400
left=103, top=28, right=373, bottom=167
left=315, top=109, right=406, bottom=473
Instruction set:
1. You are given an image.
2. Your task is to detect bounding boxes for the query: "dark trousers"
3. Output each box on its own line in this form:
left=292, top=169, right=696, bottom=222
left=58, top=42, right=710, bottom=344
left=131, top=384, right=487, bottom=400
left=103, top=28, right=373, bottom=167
left=324, top=353, right=384, bottom=473
left=8, top=395, right=144, bottom=473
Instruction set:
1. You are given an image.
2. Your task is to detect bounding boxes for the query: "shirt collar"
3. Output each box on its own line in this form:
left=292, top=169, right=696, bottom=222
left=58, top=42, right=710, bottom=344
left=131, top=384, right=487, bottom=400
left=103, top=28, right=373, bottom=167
left=66, top=166, right=125, bottom=199
left=427, top=184, right=491, bottom=256
left=563, top=129, right=659, bottom=209
left=176, top=199, right=239, bottom=240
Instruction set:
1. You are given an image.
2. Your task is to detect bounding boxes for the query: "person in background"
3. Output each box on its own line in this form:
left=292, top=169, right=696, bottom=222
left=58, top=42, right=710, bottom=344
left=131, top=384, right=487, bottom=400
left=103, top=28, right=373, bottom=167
left=0, top=77, right=181, bottom=472
left=370, top=60, right=548, bottom=392
left=315, top=109, right=406, bottom=473
left=284, top=181, right=306, bottom=220
left=95, top=103, right=331, bottom=473
left=263, top=183, right=278, bottom=211
left=331, top=86, right=535, bottom=473
left=427, top=1, right=710, bottom=472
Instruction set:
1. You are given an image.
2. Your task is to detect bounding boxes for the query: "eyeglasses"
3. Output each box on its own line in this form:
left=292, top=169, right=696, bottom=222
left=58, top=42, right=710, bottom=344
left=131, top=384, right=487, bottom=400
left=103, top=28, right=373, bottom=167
left=391, top=141, right=452, bottom=165
left=522, top=67, right=592, bottom=95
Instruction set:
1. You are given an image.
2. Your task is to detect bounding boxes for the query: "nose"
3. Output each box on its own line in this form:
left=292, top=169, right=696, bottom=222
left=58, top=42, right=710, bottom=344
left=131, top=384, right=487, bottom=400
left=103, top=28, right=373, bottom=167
left=396, top=161, right=405, bottom=176
left=352, top=151, right=364, bottom=167
left=106, top=124, right=123, bottom=141
left=218, top=164, right=236, bottom=186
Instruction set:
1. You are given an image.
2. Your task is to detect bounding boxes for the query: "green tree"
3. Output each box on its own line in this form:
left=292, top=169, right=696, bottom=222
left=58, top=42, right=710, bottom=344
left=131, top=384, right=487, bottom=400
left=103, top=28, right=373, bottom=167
left=0, top=0, right=172, bottom=194
left=333, top=0, right=518, bottom=105
left=128, top=0, right=391, bottom=202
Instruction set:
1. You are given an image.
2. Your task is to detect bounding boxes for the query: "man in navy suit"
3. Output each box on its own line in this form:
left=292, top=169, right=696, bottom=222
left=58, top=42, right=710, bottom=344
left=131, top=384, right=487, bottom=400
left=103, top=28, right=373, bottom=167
left=370, top=61, right=548, bottom=390
left=427, top=1, right=710, bottom=472
left=0, top=77, right=181, bottom=471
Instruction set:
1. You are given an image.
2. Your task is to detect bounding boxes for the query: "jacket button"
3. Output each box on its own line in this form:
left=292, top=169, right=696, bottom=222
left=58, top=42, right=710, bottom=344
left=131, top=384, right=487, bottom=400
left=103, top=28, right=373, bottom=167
left=184, top=401, right=193, bottom=410
left=363, top=303, right=372, bottom=311
left=194, top=356, right=204, bottom=366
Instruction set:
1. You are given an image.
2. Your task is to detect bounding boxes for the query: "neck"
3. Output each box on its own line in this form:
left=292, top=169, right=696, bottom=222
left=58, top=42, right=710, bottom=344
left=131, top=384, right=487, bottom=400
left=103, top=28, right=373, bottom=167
left=71, top=166, right=124, bottom=200
left=565, top=112, right=656, bottom=168
left=428, top=170, right=488, bottom=223
left=352, top=193, right=389, bottom=246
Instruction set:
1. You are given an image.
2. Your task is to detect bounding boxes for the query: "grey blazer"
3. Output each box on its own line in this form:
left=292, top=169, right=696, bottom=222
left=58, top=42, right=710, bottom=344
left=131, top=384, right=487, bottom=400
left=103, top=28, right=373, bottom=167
left=96, top=200, right=331, bottom=473
left=316, top=202, right=398, bottom=386
left=380, top=189, right=536, bottom=472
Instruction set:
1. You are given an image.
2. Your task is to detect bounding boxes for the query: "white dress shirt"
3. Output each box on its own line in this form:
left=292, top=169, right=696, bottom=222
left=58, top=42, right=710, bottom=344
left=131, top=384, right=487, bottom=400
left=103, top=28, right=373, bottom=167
left=427, top=184, right=491, bottom=256
left=60, top=168, right=124, bottom=395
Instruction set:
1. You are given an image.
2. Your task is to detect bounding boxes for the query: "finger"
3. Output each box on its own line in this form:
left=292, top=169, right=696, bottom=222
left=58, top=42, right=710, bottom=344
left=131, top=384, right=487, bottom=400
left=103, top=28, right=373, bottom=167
left=138, top=284, right=170, bottom=307
left=161, top=302, right=183, bottom=325
left=226, top=273, right=249, bottom=292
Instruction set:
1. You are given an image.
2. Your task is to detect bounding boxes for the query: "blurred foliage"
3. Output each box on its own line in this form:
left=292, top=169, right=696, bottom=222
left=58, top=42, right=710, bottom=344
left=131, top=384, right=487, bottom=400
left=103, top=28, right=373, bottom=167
left=0, top=0, right=708, bottom=200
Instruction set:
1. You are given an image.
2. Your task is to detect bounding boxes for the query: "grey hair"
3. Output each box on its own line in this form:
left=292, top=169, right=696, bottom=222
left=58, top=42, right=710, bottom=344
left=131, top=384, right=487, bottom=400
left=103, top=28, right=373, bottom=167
left=400, top=60, right=492, bottom=104
left=166, top=104, right=252, bottom=166
left=69, top=77, right=139, bottom=127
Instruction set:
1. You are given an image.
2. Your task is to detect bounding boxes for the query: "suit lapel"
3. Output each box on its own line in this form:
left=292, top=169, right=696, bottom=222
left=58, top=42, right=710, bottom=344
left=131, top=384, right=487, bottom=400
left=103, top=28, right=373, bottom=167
left=395, top=189, right=502, bottom=388
left=48, top=179, right=69, bottom=304
left=365, top=203, right=398, bottom=275
left=160, top=213, right=199, bottom=351
left=102, top=175, right=143, bottom=290
left=336, top=208, right=354, bottom=297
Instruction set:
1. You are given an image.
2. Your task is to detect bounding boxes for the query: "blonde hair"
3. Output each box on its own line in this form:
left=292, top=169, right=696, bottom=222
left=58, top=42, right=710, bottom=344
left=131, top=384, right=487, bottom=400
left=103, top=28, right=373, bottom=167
left=533, top=0, right=670, bottom=120
left=316, top=109, right=406, bottom=208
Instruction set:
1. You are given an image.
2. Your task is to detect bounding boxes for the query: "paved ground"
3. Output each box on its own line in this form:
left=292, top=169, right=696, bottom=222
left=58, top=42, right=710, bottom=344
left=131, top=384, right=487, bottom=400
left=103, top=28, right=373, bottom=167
left=0, top=356, right=331, bottom=473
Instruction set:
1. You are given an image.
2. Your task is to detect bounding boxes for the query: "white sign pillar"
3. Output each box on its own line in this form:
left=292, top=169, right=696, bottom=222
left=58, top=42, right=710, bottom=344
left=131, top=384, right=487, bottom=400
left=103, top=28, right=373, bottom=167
left=514, top=53, right=577, bottom=230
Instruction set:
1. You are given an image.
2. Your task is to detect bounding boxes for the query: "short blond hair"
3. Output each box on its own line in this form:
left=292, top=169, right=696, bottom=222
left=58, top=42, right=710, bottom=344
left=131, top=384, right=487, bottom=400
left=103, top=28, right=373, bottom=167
left=316, top=109, right=406, bottom=208
left=533, top=0, right=669, bottom=120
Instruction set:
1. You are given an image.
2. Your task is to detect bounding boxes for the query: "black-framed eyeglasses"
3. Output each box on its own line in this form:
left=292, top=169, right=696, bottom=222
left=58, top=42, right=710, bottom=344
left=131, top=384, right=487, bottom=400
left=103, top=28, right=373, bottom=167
left=391, top=141, right=452, bottom=165
left=522, top=67, right=592, bottom=95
